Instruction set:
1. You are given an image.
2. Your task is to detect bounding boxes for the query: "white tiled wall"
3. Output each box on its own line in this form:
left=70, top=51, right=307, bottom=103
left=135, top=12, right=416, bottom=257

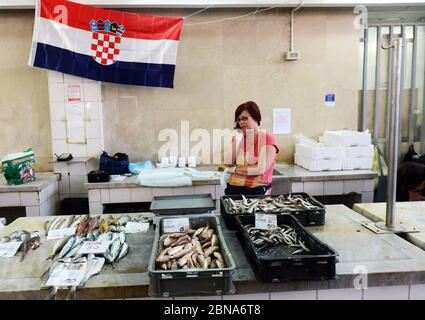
left=47, top=71, right=104, bottom=159
left=410, top=284, right=425, bottom=300
left=318, top=288, right=362, bottom=300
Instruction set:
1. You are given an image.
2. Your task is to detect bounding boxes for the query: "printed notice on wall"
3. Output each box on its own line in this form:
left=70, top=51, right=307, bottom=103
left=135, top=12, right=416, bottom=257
left=325, top=94, right=336, bottom=107
left=67, top=84, right=81, bottom=101
left=273, top=108, right=291, bottom=134
left=65, top=103, right=86, bottom=144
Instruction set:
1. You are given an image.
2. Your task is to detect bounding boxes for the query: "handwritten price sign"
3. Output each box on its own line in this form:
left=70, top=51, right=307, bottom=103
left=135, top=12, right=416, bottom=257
left=0, top=241, right=23, bottom=258
left=77, top=240, right=112, bottom=255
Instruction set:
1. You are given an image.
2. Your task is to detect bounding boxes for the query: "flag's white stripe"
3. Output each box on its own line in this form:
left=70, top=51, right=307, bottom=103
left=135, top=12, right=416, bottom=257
left=35, top=17, right=179, bottom=65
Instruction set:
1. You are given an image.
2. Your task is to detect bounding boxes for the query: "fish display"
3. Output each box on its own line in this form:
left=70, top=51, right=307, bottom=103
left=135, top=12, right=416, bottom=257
left=0, top=230, right=41, bottom=261
left=155, top=222, right=226, bottom=270
left=244, top=224, right=311, bottom=254
left=223, top=194, right=321, bottom=214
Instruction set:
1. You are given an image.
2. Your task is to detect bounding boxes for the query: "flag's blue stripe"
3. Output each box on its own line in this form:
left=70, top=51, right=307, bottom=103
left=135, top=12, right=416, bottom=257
left=33, top=43, right=176, bottom=88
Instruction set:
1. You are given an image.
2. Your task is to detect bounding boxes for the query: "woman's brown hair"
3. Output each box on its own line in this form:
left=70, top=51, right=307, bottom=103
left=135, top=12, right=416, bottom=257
left=234, top=101, right=261, bottom=129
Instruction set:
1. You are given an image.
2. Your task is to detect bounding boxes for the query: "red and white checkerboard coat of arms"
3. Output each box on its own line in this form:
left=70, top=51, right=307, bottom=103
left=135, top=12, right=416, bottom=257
left=91, top=31, right=122, bottom=66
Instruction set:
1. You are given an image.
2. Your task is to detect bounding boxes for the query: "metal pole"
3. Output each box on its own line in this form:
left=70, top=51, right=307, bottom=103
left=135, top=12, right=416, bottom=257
left=384, top=38, right=403, bottom=231
left=361, top=28, right=369, bottom=132
left=374, top=26, right=382, bottom=145
left=398, top=26, right=406, bottom=165
left=385, top=26, right=394, bottom=162
left=409, top=26, right=418, bottom=145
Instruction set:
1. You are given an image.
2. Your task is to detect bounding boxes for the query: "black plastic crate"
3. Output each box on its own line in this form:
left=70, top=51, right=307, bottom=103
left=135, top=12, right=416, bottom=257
left=148, top=214, right=236, bottom=297
left=220, top=193, right=325, bottom=230
left=235, top=214, right=338, bottom=283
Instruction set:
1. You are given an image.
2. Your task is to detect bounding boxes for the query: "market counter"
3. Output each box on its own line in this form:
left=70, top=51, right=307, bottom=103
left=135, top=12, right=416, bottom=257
left=353, top=202, right=425, bottom=251
left=0, top=172, right=59, bottom=220
left=85, top=165, right=377, bottom=215
left=1, top=205, right=425, bottom=300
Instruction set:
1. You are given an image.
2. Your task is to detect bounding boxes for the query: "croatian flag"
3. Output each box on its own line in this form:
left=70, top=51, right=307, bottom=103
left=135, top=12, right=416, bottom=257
left=28, top=0, right=184, bottom=88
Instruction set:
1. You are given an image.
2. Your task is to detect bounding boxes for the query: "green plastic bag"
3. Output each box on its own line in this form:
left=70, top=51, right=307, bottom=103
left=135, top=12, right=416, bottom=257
left=1, top=148, right=36, bottom=185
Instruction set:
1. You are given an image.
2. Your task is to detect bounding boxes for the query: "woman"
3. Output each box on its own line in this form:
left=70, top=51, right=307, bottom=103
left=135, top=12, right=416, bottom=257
left=225, top=101, right=279, bottom=196
left=397, top=162, right=425, bottom=201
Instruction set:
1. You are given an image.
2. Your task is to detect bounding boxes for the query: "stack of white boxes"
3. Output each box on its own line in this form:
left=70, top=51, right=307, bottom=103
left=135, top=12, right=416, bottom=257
left=295, top=130, right=373, bottom=172
left=294, top=143, right=343, bottom=171
left=322, top=131, right=373, bottom=170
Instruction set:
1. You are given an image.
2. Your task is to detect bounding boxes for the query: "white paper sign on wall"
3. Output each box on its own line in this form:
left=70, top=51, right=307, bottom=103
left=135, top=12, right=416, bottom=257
left=273, top=108, right=291, bottom=134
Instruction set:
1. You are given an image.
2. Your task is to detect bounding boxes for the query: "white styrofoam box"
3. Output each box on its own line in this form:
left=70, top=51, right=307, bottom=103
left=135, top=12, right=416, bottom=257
left=69, top=175, right=87, bottom=194
left=363, top=285, right=409, bottom=300
left=101, top=189, right=110, bottom=203
left=86, top=120, right=101, bottom=139
left=26, top=206, right=40, bottom=217
left=303, top=181, right=324, bottom=196
left=270, top=290, right=316, bottom=300
left=0, top=193, right=20, bottom=206
left=69, top=163, right=87, bottom=175
left=87, top=139, right=101, bottom=158
left=85, top=102, right=102, bottom=120
left=291, top=182, right=304, bottom=193
left=83, top=83, right=102, bottom=102
left=52, top=139, right=68, bottom=156
left=48, top=83, right=65, bottom=102
left=130, top=188, right=152, bottom=202
left=322, top=130, right=371, bottom=147
left=109, top=188, right=131, bottom=203
left=295, top=143, right=342, bottom=160
left=295, top=153, right=342, bottom=172
left=48, top=70, right=64, bottom=83
left=318, top=288, right=362, bottom=300
left=49, top=102, right=66, bottom=121
left=88, top=189, right=100, bottom=202
left=68, top=144, right=87, bottom=158
left=323, top=181, right=344, bottom=195
left=51, top=121, right=67, bottom=140
left=342, top=157, right=373, bottom=170
left=343, top=145, right=373, bottom=158
left=20, top=192, right=39, bottom=206
left=63, top=74, right=83, bottom=83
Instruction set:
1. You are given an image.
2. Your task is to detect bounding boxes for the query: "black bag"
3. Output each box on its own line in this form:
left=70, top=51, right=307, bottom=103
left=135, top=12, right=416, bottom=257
left=374, top=145, right=387, bottom=202
left=403, top=145, right=425, bottom=165
left=99, top=151, right=129, bottom=175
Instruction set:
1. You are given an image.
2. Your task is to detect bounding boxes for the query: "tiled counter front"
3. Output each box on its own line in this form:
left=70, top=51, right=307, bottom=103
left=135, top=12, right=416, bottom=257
left=0, top=173, right=60, bottom=217
left=87, top=179, right=224, bottom=215
left=274, top=164, right=377, bottom=203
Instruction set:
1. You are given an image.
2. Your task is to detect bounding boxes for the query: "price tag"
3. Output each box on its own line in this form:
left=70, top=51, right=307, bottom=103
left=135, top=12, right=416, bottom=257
left=125, top=222, right=150, bottom=234
left=47, top=227, right=76, bottom=240
left=0, top=241, right=23, bottom=258
left=255, top=214, right=277, bottom=230
left=163, top=218, right=190, bottom=233
left=46, top=265, right=86, bottom=287
left=77, top=240, right=112, bottom=255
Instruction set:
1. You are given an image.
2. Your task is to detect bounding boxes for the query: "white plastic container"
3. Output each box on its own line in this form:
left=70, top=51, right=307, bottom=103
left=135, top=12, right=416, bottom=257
left=342, top=157, right=373, bottom=170
left=342, top=145, right=374, bottom=158
left=322, top=130, right=371, bottom=147
left=295, top=143, right=343, bottom=160
left=294, top=153, right=342, bottom=172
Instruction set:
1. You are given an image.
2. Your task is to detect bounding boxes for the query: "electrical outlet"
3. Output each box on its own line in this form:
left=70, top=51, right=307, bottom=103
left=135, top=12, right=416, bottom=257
left=285, top=51, right=301, bottom=61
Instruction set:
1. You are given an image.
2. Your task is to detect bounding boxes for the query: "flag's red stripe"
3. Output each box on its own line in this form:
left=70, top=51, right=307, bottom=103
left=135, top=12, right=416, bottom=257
left=40, top=0, right=183, bottom=41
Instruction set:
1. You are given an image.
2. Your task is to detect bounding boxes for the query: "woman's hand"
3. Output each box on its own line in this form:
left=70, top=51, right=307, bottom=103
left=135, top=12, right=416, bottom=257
left=234, top=145, right=277, bottom=176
